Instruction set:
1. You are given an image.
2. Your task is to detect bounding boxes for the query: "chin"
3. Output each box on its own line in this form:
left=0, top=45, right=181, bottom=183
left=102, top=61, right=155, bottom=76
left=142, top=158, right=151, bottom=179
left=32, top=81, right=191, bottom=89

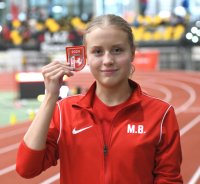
left=98, top=78, right=124, bottom=88
left=92, top=72, right=128, bottom=88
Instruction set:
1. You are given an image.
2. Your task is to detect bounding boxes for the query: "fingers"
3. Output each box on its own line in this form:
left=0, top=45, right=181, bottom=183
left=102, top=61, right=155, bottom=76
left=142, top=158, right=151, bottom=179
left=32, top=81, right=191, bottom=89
left=45, top=67, right=73, bottom=83
left=43, top=60, right=68, bottom=68
left=43, top=65, right=73, bottom=77
left=41, top=61, right=74, bottom=97
left=42, top=61, right=72, bottom=71
left=42, top=61, right=74, bottom=79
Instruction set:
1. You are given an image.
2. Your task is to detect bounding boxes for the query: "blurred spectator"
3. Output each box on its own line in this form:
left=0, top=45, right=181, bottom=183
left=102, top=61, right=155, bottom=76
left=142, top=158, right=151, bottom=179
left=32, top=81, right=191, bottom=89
left=20, top=21, right=31, bottom=42
left=2, top=26, right=11, bottom=41
left=131, top=16, right=140, bottom=27
left=68, top=27, right=83, bottom=46
left=168, top=13, right=184, bottom=26
left=140, top=0, right=147, bottom=16
left=11, top=2, right=19, bottom=20
left=48, top=0, right=54, bottom=18
left=182, top=0, right=189, bottom=13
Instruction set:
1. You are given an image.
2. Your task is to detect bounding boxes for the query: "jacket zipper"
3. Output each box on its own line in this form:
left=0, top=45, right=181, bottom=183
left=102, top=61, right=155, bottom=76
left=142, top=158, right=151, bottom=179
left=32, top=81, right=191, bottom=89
left=104, top=145, right=108, bottom=155
left=90, top=112, right=109, bottom=184
left=77, top=107, right=109, bottom=184
left=104, top=105, right=136, bottom=184
left=104, top=145, right=108, bottom=184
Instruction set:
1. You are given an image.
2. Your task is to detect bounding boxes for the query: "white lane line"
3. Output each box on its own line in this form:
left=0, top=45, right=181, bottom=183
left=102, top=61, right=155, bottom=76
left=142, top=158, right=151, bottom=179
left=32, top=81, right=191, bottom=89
left=140, top=82, right=172, bottom=102
left=0, top=120, right=30, bottom=129
left=136, top=72, right=200, bottom=85
left=0, top=127, right=28, bottom=140
left=172, top=81, right=196, bottom=114
left=188, top=166, right=200, bottom=184
left=157, top=72, right=200, bottom=84
left=0, top=164, right=16, bottom=176
left=143, top=78, right=196, bottom=115
left=136, top=73, right=200, bottom=183
left=40, top=173, right=60, bottom=184
left=180, top=114, right=200, bottom=137
left=0, top=142, right=20, bottom=154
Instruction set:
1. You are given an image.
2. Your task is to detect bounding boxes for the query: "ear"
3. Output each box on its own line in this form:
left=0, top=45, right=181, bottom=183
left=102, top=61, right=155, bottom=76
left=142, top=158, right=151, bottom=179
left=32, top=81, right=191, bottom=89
left=131, top=45, right=136, bottom=62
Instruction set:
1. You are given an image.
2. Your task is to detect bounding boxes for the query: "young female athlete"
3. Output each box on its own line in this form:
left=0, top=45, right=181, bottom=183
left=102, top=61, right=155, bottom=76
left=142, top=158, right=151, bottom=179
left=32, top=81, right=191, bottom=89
left=16, top=14, right=183, bottom=184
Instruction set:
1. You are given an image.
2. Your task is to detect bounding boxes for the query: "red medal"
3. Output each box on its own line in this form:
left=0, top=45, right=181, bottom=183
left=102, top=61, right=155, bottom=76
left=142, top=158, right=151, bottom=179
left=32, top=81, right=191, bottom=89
left=66, top=46, right=86, bottom=71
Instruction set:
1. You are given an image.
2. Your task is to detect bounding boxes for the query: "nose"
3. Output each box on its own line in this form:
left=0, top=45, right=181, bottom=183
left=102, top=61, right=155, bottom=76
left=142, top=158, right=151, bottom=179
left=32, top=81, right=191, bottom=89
left=103, top=51, right=114, bottom=66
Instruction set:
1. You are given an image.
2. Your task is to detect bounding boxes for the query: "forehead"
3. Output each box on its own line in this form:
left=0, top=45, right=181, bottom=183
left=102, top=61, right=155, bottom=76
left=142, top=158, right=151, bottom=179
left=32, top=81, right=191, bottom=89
left=85, top=26, right=129, bottom=47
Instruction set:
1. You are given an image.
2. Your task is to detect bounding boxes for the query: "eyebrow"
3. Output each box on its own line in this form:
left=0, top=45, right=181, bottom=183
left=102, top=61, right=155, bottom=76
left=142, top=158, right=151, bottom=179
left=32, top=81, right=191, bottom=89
left=89, top=43, right=125, bottom=49
left=89, top=45, right=102, bottom=49
left=112, top=43, right=126, bottom=47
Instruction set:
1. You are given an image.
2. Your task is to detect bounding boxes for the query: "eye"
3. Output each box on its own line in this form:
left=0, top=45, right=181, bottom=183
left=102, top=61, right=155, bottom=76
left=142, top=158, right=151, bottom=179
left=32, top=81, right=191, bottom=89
left=113, top=48, right=122, bottom=53
left=93, top=49, right=103, bottom=55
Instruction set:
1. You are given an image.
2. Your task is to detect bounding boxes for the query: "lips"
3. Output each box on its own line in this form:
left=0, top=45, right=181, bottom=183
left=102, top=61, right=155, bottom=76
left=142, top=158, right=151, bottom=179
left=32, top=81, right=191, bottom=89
left=101, top=69, right=118, bottom=73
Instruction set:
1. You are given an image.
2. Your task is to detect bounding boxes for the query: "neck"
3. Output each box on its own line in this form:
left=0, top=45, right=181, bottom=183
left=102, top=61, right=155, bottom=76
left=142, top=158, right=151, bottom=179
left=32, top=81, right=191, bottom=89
left=96, top=79, right=132, bottom=106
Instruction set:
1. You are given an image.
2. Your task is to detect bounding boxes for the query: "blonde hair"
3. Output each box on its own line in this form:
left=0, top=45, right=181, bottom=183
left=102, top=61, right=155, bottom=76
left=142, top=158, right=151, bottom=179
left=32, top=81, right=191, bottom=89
left=83, top=14, right=136, bottom=78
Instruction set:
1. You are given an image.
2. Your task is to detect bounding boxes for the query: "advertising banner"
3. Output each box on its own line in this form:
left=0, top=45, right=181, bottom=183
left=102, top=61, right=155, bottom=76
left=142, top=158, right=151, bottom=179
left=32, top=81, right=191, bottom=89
left=134, top=50, right=160, bottom=71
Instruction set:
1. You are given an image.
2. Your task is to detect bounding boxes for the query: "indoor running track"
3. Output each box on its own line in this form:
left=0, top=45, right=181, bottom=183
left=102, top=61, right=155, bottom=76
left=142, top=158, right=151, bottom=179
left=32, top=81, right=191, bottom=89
left=0, top=70, right=200, bottom=184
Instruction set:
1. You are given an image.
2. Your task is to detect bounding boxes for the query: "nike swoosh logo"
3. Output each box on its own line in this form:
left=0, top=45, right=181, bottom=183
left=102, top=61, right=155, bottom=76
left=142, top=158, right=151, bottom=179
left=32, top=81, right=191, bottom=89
left=72, top=125, right=93, bottom=134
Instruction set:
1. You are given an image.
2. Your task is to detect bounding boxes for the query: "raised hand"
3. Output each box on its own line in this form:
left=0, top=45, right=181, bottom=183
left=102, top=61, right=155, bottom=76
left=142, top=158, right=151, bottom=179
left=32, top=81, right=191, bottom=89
left=42, top=61, right=74, bottom=98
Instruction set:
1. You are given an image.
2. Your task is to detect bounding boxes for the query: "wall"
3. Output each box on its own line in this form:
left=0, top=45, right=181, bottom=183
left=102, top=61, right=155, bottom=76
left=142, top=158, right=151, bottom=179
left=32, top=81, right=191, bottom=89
left=0, top=72, right=18, bottom=91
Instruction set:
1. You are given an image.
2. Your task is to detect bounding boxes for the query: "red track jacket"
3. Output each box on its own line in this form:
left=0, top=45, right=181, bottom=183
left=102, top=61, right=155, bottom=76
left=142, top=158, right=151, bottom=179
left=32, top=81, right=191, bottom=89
left=16, top=80, right=183, bottom=184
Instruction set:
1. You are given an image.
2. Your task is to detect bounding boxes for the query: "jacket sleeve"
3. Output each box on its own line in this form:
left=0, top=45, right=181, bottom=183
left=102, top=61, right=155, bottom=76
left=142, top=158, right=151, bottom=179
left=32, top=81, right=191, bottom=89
left=153, top=106, right=183, bottom=184
left=16, top=104, right=60, bottom=179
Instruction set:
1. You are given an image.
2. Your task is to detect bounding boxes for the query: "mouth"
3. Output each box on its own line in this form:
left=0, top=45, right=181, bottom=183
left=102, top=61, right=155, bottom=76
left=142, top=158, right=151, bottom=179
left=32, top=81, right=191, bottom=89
left=101, top=69, right=118, bottom=74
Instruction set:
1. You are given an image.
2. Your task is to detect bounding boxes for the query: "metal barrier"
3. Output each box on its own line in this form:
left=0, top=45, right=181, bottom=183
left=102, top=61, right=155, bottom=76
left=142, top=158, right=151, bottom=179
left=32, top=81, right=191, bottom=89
left=141, top=46, right=200, bottom=71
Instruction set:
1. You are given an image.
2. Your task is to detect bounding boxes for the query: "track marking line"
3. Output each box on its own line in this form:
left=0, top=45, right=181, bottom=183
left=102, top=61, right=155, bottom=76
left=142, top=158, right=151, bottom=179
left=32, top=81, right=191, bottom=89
left=157, top=72, right=200, bottom=85
left=0, top=120, right=30, bottom=129
left=180, top=114, right=200, bottom=137
left=142, top=73, right=200, bottom=183
left=140, top=82, right=172, bottom=102
left=40, top=173, right=60, bottom=184
left=0, top=164, right=16, bottom=176
left=136, top=72, right=200, bottom=86
left=142, top=78, right=196, bottom=114
left=183, top=107, right=200, bottom=113
left=0, top=142, right=20, bottom=154
left=0, top=127, right=28, bottom=140
left=188, top=166, right=200, bottom=184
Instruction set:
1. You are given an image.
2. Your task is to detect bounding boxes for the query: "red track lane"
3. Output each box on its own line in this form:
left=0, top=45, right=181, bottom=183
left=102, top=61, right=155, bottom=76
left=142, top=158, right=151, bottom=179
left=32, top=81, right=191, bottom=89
left=0, top=71, right=200, bottom=184
left=0, top=121, right=31, bottom=134
left=134, top=71, right=200, bottom=184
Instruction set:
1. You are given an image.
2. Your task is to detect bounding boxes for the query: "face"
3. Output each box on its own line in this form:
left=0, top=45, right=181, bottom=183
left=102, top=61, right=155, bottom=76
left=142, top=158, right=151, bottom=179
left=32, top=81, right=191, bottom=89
left=85, top=26, right=135, bottom=89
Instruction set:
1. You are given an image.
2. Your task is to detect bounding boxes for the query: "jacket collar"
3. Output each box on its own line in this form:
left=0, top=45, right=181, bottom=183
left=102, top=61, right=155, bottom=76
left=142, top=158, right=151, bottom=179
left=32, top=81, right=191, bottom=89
left=73, top=79, right=142, bottom=109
